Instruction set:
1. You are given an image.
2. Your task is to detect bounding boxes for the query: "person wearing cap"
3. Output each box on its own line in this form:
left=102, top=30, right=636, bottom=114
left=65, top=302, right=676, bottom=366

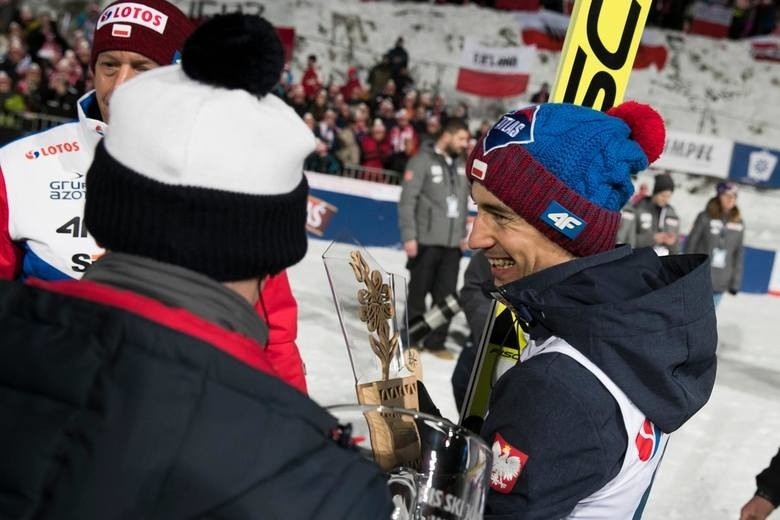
left=463, top=102, right=717, bottom=517
left=629, top=172, right=681, bottom=256
left=0, top=14, right=393, bottom=519
left=0, top=0, right=308, bottom=393
left=399, top=117, right=471, bottom=359
left=684, top=181, right=745, bottom=307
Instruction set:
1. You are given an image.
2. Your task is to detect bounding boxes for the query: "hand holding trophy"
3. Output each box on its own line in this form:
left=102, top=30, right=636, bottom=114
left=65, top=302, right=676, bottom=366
left=323, top=242, right=491, bottom=520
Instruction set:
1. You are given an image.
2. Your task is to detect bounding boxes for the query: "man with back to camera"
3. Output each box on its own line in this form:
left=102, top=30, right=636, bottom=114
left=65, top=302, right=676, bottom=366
left=463, top=101, right=717, bottom=518
left=398, top=117, right=470, bottom=359
left=0, top=13, right=393, bottom=518
left=0, top=0, right=308, bottom=392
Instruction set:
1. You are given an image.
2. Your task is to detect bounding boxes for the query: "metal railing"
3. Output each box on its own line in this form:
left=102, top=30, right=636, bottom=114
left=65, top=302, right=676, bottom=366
left=0, top=111, right=73, bottom=145
left=337, top=163, right=404, bottom=185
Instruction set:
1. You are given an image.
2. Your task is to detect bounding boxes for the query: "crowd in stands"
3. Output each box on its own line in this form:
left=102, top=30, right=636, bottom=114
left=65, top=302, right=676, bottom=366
left=276, top=38, right=477, bottom=181
left=379, top=0, right=778, bottom=38
left=0, top=3, right=100, bottom=142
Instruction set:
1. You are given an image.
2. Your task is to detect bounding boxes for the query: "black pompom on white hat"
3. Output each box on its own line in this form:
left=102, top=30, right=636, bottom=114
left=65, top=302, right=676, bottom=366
left=85, top=13, right=315, bottom=282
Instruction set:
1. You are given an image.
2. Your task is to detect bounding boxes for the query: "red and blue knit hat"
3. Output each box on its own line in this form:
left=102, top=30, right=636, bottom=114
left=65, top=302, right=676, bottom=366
left=466, top=101, right=665, bottom=257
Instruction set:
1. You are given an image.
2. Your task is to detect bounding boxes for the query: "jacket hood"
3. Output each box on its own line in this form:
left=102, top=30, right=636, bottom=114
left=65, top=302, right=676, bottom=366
left=494, top=246, right=717, bottom=433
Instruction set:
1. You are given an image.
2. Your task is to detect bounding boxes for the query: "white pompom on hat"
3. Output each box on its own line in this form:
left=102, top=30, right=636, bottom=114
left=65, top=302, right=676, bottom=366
left=85, top=13, right=315, bottom=281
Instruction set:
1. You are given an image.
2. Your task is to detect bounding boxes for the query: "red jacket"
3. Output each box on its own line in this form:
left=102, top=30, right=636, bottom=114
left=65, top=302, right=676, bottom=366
left=255, top=271, right=308, bottom=394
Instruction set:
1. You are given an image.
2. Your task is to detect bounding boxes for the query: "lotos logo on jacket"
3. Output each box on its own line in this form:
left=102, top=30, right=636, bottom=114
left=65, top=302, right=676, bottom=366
left=96, top=2, right=168, bottom=34
left=490, top=432, right=528, bottom=494
left=483, top=105, right=539, bottom=155
left=635, top=418, right=663, bottom=462
left=306, top=195, right=338, bottom=236
left=25, top=141, right=81, bottom=160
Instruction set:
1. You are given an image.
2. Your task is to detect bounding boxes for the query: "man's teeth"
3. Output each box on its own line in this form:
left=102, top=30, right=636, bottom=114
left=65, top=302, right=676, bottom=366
left=488, top=258, right=516, bottom=268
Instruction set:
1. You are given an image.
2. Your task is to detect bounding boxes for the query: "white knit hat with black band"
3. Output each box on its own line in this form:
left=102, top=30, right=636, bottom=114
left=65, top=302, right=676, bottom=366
left=85, top=13, right=315, bottom=281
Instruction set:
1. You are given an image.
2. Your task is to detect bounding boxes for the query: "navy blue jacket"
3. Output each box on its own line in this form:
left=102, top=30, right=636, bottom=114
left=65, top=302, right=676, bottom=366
left=481, top=246, right=718, bottom=518
left=0, top=279, right=393, bottom=520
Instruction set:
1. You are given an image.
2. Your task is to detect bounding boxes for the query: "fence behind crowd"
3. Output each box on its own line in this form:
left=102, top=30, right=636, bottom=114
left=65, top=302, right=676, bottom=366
left=0, top=112, right=73, bottom=145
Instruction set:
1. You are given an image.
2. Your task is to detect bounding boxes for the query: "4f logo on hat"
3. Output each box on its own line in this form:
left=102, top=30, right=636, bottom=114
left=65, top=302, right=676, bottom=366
left=483, top=105, right=539, bottom=155
left=542, top=200, right=586, bottom=239
left=490, top=433, right=528, bottom=494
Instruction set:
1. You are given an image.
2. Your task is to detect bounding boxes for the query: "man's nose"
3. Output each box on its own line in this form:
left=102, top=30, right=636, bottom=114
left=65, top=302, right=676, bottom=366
left=468, top=211, right=493, bottom=251
left=114, top=64, right=138, bottom=88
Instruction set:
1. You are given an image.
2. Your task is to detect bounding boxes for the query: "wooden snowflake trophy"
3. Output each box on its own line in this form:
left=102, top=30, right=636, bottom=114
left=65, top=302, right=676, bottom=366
left=323, top=242, right=421, bottom=470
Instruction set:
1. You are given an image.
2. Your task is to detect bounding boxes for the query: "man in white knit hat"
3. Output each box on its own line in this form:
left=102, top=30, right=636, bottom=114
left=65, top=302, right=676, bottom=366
left=0, top=14, right=392, bottom=519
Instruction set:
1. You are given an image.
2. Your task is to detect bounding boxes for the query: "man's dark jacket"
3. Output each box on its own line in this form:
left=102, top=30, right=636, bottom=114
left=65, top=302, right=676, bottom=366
left=0, top=279, right=392, bottom=520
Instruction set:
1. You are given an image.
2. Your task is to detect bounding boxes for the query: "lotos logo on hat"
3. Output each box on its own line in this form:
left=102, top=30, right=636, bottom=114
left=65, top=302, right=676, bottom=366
left=483, top=105, right=539, bottom=155
left=542, top=200, right=586, bottom=239
left=97, top=2, right=169, bottom=34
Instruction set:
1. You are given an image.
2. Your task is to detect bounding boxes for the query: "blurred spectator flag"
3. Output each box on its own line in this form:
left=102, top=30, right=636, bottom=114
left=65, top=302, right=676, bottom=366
left=689, top=2, right=733, bottom=38
left=517, top=10, right=569, bottom=50
left=275, top=27, right=295, bottom=63
left=494, top=0, right=540, bottom=10
left=750, top=36, right=780, bottom=62
left=517, top=11, right=668, bottom=70
left=456, top=39, right=536, bottom=98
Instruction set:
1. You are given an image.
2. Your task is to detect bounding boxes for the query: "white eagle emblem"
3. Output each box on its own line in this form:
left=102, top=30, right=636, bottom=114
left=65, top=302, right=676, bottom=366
left=491, top=440, right=522, bottom=490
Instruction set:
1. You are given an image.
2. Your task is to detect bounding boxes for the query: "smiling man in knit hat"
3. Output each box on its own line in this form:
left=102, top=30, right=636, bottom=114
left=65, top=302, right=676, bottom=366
left=0, top=13, right=393, bottom=519
left=464, top=102, right=717, bottom=518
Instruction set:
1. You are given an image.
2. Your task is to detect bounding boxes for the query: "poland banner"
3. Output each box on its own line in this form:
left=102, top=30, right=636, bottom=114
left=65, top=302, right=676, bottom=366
left=653, top=129, right=734, bottom=179
left=750, top=36, right=780, bottom=62
left=516, top=10, right=668, bottom=70
left=456, top=39, right=536, bottom=98
left=689, top=1, right=732, bottom=38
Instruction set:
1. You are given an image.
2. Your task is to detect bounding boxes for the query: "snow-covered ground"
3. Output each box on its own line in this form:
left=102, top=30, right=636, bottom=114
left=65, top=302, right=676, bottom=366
left=290, top=238, right=780, bottom=520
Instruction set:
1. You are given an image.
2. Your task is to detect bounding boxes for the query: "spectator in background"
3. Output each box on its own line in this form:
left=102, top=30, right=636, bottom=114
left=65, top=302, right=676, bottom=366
left=0, top=71, right=24, bottom=140
left=387, top=108, right=418, bottom=172
left=309, top=88, right=329, bottom=121
left=304, top=138, right=341, bottom=175
left=302, top=111, right=316, bottom=132
left=684, top=181, right=745, bottom=307
left=17, top=62, right=45, bottom=113
left=627, top=172, right=681, bottom=256
left=287, top=84, right=308, bottom=117
left=398, top=118, right=470, bottom=359
left=431, top=93, right=448, bottom=123
left=335, top=111, right=362, bottom=167
left=373, top=78, right=396, bottom=113
left=418, top=114, right=441, bottom=149
left=393, top=66, right=415, bottom=102
left=530, top=81, right=550, bottom=103
left=376, top=97, right=396, bottom=130
left=1, top=38, right=32, bottom=82
left=44, top=72, right=79, bottom=118
left=367, top=54, right=392, bottom=98
left=317, top=108, right=339, bottom=153
left=341, top=65, right=363, bottom=100
left=386, top=36, right=409, bottom=76
left=740, top=447, right=780, bottom=520
left=301, top=53, right=321, bottom=100
left=352, top=102, right=370, bottom=141
left=360, top=118, right=392, bottom=171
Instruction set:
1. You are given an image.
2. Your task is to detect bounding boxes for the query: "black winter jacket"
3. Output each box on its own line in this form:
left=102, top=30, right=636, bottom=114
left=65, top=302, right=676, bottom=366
left=0, top=279, right=393, bottom=520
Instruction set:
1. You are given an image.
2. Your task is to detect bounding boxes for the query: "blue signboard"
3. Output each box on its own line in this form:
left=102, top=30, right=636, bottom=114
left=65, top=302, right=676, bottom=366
left=729, top=143, right=780, bottom=189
